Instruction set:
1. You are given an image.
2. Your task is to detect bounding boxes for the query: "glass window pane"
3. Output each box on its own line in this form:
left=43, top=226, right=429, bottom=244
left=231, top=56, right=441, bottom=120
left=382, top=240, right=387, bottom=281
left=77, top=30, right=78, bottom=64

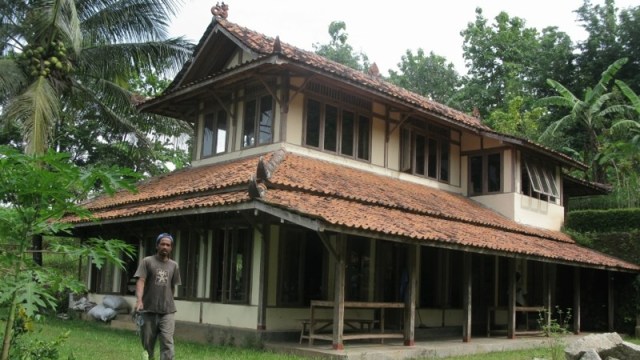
left=258, top=95, right=273, bottom=145
left=215, top=110, right=227, bottom=154
left=524, top=160, right=542, bottom=193
left=415, top=135, right=426, bottom=175
left=488, top=153, right=501, bottom=192
left=357, top=116, right=370, bottom=160
left=470, top=155, right=483, bottom=194
left=305, top=99, right=321, bottom=147
left=202, top=113, right=215, bottom=157
left=278, top=230, right=303, bottom=305
left=428, top=138, right=438, bottom=178
left=242, top=100, right=256, bottom=148
left=324, top=105, right=338, bottom=152
left=212, top=230, right=225, bottom=302
left=544, top=167, right=559, bottom=197
left=341, top=110, right=354, bottom=156
left=229, top=228, right=251, bottom=302
left=440, top=141, right=449, bottom=182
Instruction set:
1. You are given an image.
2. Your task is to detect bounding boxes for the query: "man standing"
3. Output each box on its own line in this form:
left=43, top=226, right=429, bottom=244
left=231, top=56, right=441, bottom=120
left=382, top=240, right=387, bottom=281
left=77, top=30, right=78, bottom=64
left=135, top=233, right=181, bottom=360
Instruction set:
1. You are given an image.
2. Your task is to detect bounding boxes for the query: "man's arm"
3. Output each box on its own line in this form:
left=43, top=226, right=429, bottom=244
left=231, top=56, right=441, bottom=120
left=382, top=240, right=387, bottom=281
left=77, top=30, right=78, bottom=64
left=135, top=277, right=145, bottom=311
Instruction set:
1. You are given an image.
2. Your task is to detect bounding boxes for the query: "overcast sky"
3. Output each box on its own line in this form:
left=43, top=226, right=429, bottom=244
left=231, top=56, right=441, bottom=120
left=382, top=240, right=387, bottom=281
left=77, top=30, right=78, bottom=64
left=169, top=0, right=637, bottom=76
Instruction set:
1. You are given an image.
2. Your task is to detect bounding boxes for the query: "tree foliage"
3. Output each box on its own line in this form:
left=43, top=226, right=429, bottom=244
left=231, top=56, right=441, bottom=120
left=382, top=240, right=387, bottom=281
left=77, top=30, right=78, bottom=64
left=0, top=146, right=138, bottom=359
left=484, top=96, right=541, bottom=140
left=459, top=8, right=574, bottom=119
left=540, top=58, right=628, bottom=182
left=0, top=0, right=193, bottom=163
left=575, top=0, right=640, bottom=94
left=313, top=21, right=370, bottom=72
left=388, top=49, right=461, bottom=105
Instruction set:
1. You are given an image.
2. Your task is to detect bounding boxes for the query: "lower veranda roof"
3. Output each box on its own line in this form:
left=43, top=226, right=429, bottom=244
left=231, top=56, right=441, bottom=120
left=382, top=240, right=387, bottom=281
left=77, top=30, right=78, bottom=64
left=66, top=150, right=639, bottom=272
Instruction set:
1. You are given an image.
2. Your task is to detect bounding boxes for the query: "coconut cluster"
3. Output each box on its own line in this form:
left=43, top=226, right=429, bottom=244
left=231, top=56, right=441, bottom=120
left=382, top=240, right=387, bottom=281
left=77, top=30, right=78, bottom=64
left=19, top=40, right=72, bottom=79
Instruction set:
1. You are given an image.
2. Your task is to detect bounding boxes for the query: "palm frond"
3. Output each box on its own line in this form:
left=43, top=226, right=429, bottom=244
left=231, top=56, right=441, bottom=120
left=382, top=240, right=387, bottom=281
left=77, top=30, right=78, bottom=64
left=4, top=76, right=60, bottom=155
left=545, top=79, right=579, bottom=103
left=611, top=119, right=640, bottom=138
left=590, top=92, right=616, bottom=116
left=78, top=0, right=183, bottom=43
left=78, top=38, right=192, bottom=80
left=599, top=58, right=628, bottom=86
left=0, top=59, right=27, bottom=99
left=55, top=0, right=83, bottom=53
left=615, top=80, right=640, bottom=112
left=70, top=79, right=150, bottom=147
left=600, top=104, right=634, bottom=117
left=537, top=95, right=573, bottom=108
left=539, top=114, right=572, bottom=140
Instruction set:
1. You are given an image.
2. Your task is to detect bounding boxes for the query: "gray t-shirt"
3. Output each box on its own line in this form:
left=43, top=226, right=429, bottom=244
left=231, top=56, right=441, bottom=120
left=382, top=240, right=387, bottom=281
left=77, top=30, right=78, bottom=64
left=134, top=255, right=182, bottom=314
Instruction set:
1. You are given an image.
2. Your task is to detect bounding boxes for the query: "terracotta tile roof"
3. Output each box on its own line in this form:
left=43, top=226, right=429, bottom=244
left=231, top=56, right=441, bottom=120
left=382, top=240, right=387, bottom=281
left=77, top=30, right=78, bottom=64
left=65, top=191, right=249, bottom=224
left=266, top=152, right=573, bottom=243
left=69, top=150, right=639, bottom=272
left=164, top=19, right=487, bottom=131
left=155, top=19, right=584, bottom=169
left=261, top=189, right=634, bottom=270
left=81, top=154, right=261, bottom=211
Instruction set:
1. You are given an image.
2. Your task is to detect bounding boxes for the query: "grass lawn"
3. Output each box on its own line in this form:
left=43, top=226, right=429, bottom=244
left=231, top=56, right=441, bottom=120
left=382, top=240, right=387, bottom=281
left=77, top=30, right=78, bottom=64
left=8, top=317, right=306, bottom=360
left=6, top=317, right=640, bottom=359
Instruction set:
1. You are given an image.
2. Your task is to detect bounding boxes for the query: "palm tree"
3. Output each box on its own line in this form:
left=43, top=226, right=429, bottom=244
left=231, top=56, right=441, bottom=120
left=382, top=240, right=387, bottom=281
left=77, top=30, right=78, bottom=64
left=539, top=58, right=628, bottom=183
left=0, top=0, right=193, bottom=266
left=610, top=79, right=640, bottom=145
left=0, top=0, right=193, bottom=155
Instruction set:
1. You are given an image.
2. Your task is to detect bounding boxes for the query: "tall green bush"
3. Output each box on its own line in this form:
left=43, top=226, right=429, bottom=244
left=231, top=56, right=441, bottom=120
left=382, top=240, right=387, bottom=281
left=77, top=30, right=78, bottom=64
left=0, top=146, right=138, bottom=360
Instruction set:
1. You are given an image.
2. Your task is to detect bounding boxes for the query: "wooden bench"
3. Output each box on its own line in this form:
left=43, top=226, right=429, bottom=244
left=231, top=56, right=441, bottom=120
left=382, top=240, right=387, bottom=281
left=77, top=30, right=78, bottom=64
left=299, top=318, right=377, bottom=344
left=305, top=300, right=405, bottom=345
left=487, top=306, right=547, bottom=337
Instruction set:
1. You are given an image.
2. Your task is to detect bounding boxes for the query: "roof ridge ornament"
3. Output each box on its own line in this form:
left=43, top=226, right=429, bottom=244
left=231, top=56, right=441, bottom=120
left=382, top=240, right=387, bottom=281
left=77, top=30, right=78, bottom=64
left=211, top=2, right=229, bottom=19
left=367, top=62, right=380, bottom=77
left=272, top=36, right=282, bottom=54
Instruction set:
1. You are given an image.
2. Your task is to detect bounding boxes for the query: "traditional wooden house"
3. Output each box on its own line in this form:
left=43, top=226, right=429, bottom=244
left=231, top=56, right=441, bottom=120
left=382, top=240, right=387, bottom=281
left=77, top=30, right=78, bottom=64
left=67, top=5, right=640, bottom=350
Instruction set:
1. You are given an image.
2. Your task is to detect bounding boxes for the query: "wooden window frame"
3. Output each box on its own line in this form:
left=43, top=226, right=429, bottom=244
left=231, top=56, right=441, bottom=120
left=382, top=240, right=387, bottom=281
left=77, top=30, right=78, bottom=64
left=521, top=156, right=559, bottom=202
left=468, top=151, right=503, bottom=196
left=201, top=107, right=228, bottom=158
left=400, top=126, right=451, bottom=183
left=211, top=227, right=253, bottom=304
left=276, top=228, right=328, bottom=306
left=242, top=94, right=274, bottom=149
left=303, top=97, right=371, bottom=162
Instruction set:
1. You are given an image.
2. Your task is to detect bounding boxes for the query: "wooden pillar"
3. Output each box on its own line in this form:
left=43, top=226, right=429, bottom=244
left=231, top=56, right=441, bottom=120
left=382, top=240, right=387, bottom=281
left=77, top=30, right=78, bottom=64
left=507, top=258, right=516, bottom=339
left=543, top=263, right=552, bottom=332
left=279, top=71, right=289, bottom=142
left=403, top=244, right=418, bottom=346
left=257, top=225, right=268, bottom=330
left=608, top=271, right=614, bottom=332
left=573, top=267, right=581, bottom=334
left=332, top=235, right=346, bottom=350
left=462, top=252, right=473, bottom=342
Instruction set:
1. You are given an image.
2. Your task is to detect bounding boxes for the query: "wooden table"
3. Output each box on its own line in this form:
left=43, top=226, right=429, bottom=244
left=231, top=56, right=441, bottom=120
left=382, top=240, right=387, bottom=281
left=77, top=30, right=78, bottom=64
left=487, top=306, right=548, bottom=337
left=307, top=300, right=405, bottom=345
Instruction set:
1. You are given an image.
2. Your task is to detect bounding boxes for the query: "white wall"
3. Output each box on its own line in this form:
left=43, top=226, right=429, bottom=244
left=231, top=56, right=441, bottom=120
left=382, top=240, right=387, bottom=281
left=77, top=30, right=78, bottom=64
left=473, top=192, right=565, bottom=231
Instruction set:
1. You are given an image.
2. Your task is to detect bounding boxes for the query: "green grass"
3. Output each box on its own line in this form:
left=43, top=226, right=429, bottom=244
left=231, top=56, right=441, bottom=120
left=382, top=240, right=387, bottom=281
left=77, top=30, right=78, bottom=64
left=7, top=318, right=640, bottom=359
left=8, top=317, right=307, bottom=360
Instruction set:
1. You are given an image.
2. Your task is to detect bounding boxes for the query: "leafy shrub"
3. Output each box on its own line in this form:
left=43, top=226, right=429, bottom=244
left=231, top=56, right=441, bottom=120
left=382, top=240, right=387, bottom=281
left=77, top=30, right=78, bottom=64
left=565, top=208, right=640, bottom=232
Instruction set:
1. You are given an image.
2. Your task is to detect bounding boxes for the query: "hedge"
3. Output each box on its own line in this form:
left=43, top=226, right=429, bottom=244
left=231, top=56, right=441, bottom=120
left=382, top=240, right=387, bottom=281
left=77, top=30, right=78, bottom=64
left=565, top=208, right=640, bottom=232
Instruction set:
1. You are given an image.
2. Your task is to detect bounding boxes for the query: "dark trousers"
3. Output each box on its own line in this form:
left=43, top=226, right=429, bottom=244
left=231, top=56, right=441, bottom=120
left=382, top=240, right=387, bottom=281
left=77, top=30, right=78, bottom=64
left=141, top=312, right=175, bottom=360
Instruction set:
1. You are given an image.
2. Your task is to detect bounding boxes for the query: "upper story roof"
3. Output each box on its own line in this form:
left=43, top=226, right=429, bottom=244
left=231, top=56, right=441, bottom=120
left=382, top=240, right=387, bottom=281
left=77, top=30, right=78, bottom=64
left=139, top=17, right=587, bottom=170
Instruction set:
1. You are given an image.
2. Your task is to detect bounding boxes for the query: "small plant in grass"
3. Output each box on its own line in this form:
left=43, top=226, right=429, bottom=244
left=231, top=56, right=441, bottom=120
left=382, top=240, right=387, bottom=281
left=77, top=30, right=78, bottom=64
left=537, top=306, right=572, bottom=360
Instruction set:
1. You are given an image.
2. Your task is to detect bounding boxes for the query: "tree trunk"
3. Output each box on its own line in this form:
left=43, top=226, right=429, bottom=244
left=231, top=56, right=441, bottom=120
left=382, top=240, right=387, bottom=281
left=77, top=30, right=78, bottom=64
left=32, top=234, right=42, bottom=266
